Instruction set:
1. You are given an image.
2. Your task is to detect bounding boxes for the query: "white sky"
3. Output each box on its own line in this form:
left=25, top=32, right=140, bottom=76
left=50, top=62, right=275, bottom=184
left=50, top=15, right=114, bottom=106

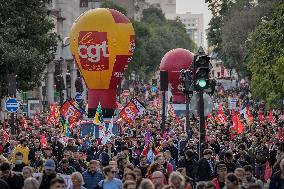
left=176, top=0, right=212, bottom=47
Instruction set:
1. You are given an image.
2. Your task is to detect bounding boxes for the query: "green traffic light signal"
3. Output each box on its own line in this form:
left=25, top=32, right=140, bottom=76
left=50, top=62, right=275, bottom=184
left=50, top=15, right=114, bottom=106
left=198, top=79, right=207, bottom=88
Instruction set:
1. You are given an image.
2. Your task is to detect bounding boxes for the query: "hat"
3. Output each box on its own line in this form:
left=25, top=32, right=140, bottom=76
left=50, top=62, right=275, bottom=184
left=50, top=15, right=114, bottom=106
left=44, top=159, right=55, bottom=170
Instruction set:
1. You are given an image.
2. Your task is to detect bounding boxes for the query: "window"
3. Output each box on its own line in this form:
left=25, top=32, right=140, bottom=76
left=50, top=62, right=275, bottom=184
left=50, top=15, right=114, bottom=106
left=80, top=0, right=88, bottom=8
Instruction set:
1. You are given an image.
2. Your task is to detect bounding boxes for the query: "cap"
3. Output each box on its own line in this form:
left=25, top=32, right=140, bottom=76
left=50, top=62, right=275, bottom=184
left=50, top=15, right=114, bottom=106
left=44, top=159, right=56, bottom=170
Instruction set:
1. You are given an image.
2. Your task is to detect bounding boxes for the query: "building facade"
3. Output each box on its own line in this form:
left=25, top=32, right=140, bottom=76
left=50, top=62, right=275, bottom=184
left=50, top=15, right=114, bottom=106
left=145, top=0, right=176, bottom=19
left=175, top=12, right=204, bottom=47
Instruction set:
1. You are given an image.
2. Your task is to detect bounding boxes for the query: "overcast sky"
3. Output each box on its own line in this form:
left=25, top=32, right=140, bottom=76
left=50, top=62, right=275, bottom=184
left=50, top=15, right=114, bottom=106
left=176, top=0, right=212, bottom=47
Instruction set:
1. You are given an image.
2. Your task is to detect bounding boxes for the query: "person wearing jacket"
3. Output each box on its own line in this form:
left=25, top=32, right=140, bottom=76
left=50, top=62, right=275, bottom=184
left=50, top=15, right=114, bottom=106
left=212, top=164, right=227, bottom=189
left=142, top=141, right=159, bottom=164
left=195, top=149, right=214, bottom=182
left=39, top=159, right=57, bottom=189
left=57, top=158, right=76, bottom=175
left=177, top=150, right=197, bottom=179
left=82, top=160, right=103, bottom=189
left=269, top=158, right=284, bottom=189
left=215, top=150, right=238, bottom=177
left=93, top=145, right=110, bottom=167
left=0, top=162, right=24, bottom=189
left=11, top=138, right=29, bottom=165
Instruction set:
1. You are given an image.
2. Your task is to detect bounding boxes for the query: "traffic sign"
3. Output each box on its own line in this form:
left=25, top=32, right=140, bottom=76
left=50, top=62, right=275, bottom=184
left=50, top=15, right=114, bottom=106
left=6, top=98, right=19, bottom=112
left=75, top=93, right=83, bottom=103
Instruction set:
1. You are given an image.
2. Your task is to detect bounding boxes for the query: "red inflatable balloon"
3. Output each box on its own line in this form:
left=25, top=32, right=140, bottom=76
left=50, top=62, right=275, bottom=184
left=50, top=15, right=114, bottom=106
left=160, top=48, right=194, bottom=103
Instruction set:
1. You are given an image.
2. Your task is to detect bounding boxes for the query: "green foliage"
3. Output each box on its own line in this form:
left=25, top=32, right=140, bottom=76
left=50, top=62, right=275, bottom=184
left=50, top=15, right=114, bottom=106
left=0, top=0, right=58, bottom=97
left=246, top=2, right=284, bottom=108
left=100, top=0, right=127, bottom=15
left=141, top=6, right=166, bottom=24
left=206, top=0, right=277, bottom=75
left=128, top=7, right=197, bottom=80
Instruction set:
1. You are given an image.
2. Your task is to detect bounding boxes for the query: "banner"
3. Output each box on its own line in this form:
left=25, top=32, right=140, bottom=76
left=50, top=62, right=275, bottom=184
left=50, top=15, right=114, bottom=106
left=228, top=98, right=238, bottom=110
left=120, top=98, right=145, bottom=123
left=60, top=99, right=84, bottom=127
left=46, top=103, right=59, bottom=126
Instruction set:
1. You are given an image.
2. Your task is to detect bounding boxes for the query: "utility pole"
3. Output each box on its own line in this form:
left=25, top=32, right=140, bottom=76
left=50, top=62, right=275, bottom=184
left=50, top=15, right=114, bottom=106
left=161, top=91, right=166, bottom=132
left=192, top=47, right=211, bottom=159
left=198, top=91, right=205, bottom=159
left=160, top=71, right=168, bottom=132
left=7, top=74, right=17, bottom=135
left=185, top=94, right=190, bottom=132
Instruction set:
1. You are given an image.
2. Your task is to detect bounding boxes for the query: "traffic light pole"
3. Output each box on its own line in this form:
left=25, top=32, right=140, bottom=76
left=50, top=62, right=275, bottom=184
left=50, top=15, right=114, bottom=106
left=185, top=94, right=190, bottom=132
left=161, top=91, right=166, bottom=132
left=198, top=91, right=206, bottom=160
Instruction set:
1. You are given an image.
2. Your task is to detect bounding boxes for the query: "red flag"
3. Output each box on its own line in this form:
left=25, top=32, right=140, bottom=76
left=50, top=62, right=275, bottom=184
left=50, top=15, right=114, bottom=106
left=246, top=106, right=254, bottom=121
left=40, top=135, right=47, bottom=148
left=162, top=131, right=167, bottom=141
left=232, top=111, right=244, bottom=134
left=33, top=114, right=40, bottom=127
left=215, top=104, right=228, bottom=125
left=259, top=111, right=265, bottom=125
left=268, top=109, right=275, bottom=124
left=22, top=116, right=27, bottom=129
left=3, top=122, right=8, bottom=143
left=237, top=113, right=244, bottom=134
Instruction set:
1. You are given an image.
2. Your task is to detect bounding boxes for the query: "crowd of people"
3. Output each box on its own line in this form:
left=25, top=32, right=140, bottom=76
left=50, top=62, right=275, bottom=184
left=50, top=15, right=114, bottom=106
left=0, top=80, right=284, bottom=189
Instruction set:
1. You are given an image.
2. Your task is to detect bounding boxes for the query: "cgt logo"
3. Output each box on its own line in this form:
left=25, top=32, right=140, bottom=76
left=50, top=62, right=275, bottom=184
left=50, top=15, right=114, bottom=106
left=78, top=31, right=109, bottom=71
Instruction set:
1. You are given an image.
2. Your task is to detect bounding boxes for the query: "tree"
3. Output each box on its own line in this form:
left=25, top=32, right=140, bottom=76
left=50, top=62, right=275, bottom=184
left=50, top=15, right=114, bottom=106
left=205, top=0, right=234, bottom=55
left=100, top=0, right=127, bottom=15
left=0, top=0, right=58, bottom=97
left=245, top=2, right=284, bottom=108
left=206, top=0, right=277, bottom=75
left=220, top=0, right=278, bottom=73
left=128, top=7, right=196, bottom=80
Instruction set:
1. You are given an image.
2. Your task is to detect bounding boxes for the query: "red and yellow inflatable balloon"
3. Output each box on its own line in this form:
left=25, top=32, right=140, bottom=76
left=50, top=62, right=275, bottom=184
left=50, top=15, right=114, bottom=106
left=70, top=8, right=135, bottom=117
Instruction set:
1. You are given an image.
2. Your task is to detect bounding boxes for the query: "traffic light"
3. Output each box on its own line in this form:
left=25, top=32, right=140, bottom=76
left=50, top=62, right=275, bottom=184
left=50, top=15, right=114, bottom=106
left=193, top=55, right=210, bottom=91
left=180, top=69, right=194, bottom=94
left=75, top=77, right=84, bottom=92
left=55, top=75, right=65, bottom=92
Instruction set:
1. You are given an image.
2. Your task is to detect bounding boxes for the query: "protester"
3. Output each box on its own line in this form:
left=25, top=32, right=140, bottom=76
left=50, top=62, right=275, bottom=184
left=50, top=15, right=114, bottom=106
left=68, top=172, right=86, bottom=189
left=97, top=165, right=122, bottom=189
left=151, top=171, right=165, bottom=189
left=49, top=177, right=67, bottom=189
left=140, top=178, right=154, bottom=189
left=11, top=138, right=29, bottom=165
left=195, top=149, right=214, bottom=181
left=39, top=159, right=57, bottom=189
left=57, top=158, right=76, bottom=175
left=212, top=164, right=227, bottom=189
left=269, top=158, right=284, bottom=189
left=12, top=151, right=28, bottom=172
left=243, top=165, right=263, bottom=188
left=0, top=161, right=24, bottom=189
left=0, top=178, right=9, bottom=189
left=23, top=177, right=40, bottom=189
left=168, top=171, right=192, bottom=189
left=122, top=180, right=136, bottom=189
left=225, top=173, right=240, bottom=189
left=23, top=166, right=35, bottom=179
left=82, top=160, right=103, bottom=189
left=0, top=80, right=282, bottom=189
